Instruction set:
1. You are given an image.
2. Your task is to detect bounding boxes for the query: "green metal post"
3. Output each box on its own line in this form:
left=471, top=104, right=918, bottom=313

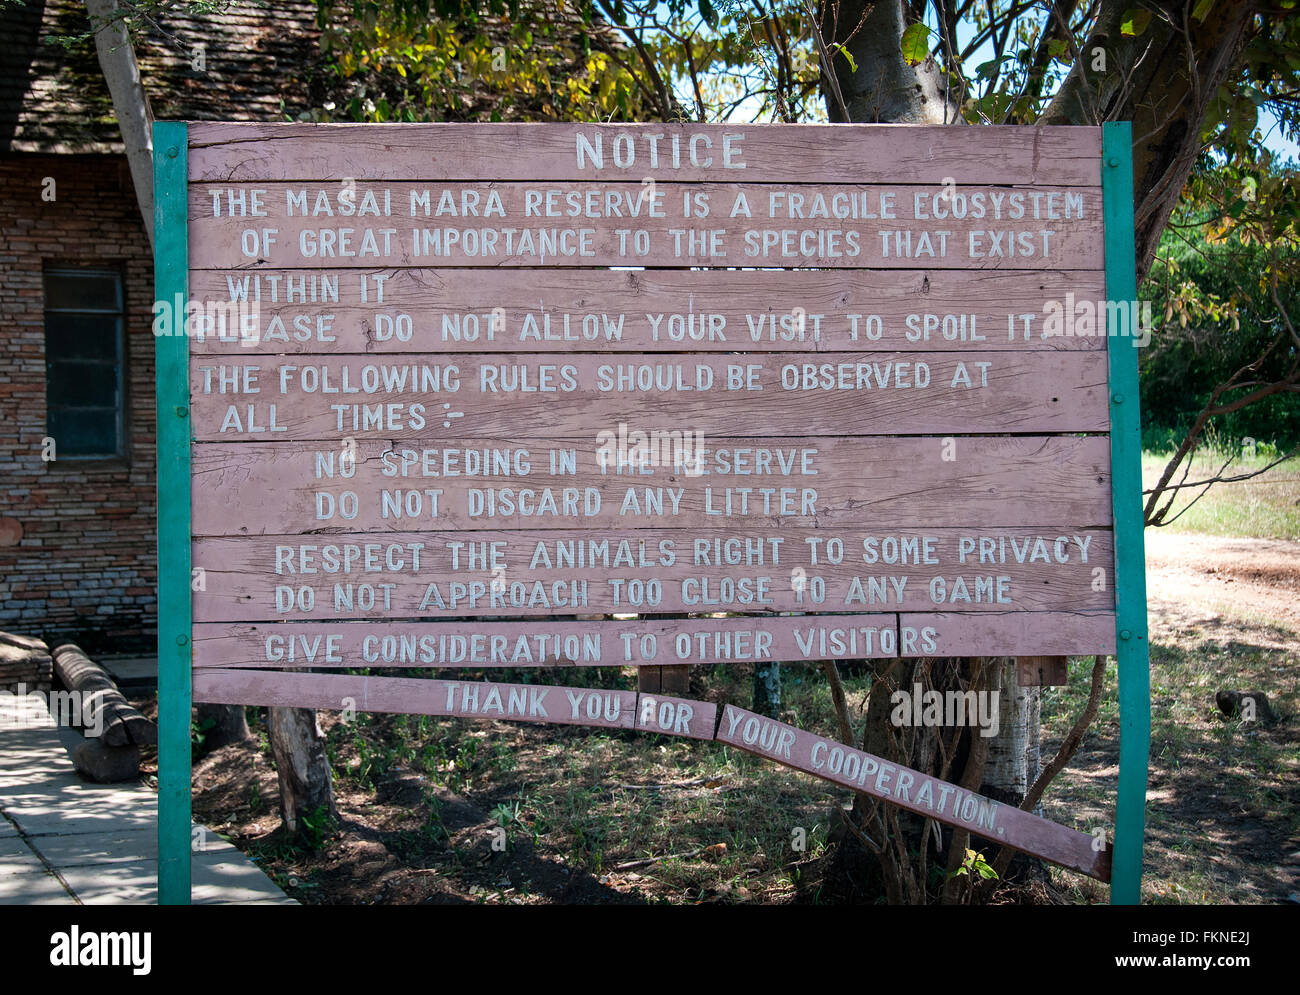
left=154, top=121, right=192, bottom=906
left=1101, top=121, right=1150, bottom=906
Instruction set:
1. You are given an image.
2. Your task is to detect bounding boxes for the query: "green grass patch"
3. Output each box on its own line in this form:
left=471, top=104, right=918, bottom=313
left=1142, top=449, right=1300, bottom=538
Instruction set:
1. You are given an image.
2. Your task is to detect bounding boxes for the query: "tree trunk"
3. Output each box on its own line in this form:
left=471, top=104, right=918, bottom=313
left=817, top=0, right=956, bottom=124
left=752, top=660, right=782, bottom=717
left=979, top=661, right=1051, bottom=887
left=84, top=0, right=155, bottom=245
left=1026, top=681, right=1042, bottom=816
left=940, top=661, right=1000, bottom=905
left=195, top=703, right=250, bottom=753
left=268, top=706, right=336, bottom=839
left=816, top=2, right=1040, bottom=904
left=1040, top=0, right=1256, bottom=279
left=983, top=659, right=1039, bottom=805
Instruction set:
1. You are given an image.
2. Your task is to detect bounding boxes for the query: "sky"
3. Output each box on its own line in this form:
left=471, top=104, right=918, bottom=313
left=1260, top=107, right=1300, bottom=164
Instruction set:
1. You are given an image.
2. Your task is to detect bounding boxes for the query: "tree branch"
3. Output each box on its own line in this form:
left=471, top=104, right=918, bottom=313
left=821, top=660, right=855, bottom=745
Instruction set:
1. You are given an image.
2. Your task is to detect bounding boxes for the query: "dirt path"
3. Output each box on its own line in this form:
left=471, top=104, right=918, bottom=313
left=1144, top=531, right=1300, bottom=640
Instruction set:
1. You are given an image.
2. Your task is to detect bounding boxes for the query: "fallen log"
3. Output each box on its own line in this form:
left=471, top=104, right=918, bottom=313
left=72, top=740, right=141, bottom=784
left=51, top=643, right=157, bottom=746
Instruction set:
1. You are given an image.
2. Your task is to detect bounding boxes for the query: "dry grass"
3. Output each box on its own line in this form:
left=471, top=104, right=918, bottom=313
left=1142, top=451, right=1300, bottom=539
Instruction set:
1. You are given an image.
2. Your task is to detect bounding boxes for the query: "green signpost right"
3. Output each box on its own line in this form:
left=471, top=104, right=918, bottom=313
left=1102, top=120, right=1151, bottom=906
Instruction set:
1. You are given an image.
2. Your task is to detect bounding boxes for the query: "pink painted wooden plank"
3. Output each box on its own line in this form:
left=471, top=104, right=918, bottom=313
left=715, top=703, right=1109, bottom=880
left=187, top=181, right=1103, bottom=270
left=633, top=693, right=717, bottom=741
left=193, top=668, right=636, bottom=729
left=192, top=659, right=1108, bottom=877
left=190, top=615, right=901, bottom=669
left=186, top=122, right=1103, bottom=186
left=185, top=267, right=1110, bottom=355
left=900, top=611, right=1117, bottom=656
left=189, top=435, right=1112, bottom=535
left=187, top=351, right=1109, bottom=441
left=189, top=526, right=1114, bottom=622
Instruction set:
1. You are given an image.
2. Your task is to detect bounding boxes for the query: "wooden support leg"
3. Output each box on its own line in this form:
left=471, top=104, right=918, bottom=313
left=1017, top=655, right=1070, bottom=687
left=638, top=665, right=690, bottom=696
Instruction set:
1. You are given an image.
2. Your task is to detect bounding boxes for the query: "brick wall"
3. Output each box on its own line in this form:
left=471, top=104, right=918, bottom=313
left=0, top=152, right=158, bottom=653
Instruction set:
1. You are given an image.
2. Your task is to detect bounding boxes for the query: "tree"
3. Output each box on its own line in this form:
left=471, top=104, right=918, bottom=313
left=312, top=0, right=652, bottom=122
left=268, top=705, right=338, bottom=839
left=1141, top=154, right=1300, bottom=526
left=1142, top=164, right=1300, bottom=515
left=195, top=701, right=250, bottom=752
left=84, top=0, right=155, bottom=245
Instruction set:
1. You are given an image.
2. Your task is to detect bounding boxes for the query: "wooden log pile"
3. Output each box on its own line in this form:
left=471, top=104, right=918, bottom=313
left=0, top=631, right=53, bottom=694
left=51, top=644, right=157, bottom=746
left=51, top=643, right=157, bottom=783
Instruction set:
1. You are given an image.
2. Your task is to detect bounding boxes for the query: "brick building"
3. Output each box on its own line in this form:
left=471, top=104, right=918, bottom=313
left=0, top=0, right=324, bottom=652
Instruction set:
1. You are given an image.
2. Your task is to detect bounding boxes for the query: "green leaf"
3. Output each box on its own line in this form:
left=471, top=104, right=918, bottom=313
left=834, top=43, right=857, bottom=74
left=900, top=22, right=930, bottom=66
left=1191, top=0, right=1214, bottom=19
left=1229, top=98, right=1258, bottom=139
left=1120, top=8, right=1153, bottom=36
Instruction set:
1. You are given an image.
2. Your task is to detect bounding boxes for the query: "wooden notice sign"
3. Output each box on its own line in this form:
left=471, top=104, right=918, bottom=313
left=154, top=121, right=1150, bottom=906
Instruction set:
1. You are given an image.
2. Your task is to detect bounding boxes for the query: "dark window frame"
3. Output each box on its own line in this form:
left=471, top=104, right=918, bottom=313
left=43, top=266, right=129, bottom=463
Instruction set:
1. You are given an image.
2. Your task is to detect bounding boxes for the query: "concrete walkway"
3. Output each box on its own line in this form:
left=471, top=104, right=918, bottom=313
left=0, top=692, right=294, bottom=905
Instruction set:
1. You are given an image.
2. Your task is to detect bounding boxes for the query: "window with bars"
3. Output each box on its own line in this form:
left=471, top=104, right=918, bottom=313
left=43, top=268, right=126, bottom=459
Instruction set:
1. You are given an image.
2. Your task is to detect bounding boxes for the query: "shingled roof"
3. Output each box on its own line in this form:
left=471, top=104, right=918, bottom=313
left=1, top=0, right=644, bottom=154
left=0, top=0, right=326, bottom=154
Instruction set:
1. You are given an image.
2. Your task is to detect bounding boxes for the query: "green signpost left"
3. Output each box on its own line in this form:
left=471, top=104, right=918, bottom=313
left=153, top=120, right=192, bottom=906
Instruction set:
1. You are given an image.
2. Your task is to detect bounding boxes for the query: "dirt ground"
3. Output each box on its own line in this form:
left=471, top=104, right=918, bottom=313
left=1144, top=531, right=1300, bottom=631
left=173, top=531, right=1298, bottom=905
